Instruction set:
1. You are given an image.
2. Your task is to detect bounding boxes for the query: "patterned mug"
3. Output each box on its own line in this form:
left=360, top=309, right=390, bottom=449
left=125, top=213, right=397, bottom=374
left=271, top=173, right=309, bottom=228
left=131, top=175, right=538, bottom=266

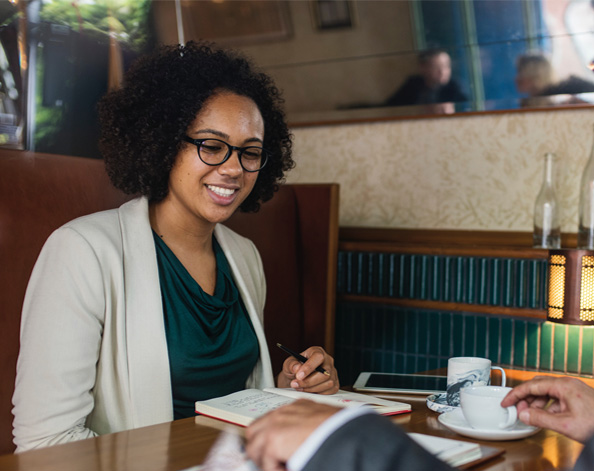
left=446, top=357, right=506, bottom=407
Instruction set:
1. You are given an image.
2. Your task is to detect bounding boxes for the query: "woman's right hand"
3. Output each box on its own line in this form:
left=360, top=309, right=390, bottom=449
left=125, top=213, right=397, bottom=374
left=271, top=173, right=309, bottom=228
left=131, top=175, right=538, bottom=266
left=276, top=346, right=339, bottom=394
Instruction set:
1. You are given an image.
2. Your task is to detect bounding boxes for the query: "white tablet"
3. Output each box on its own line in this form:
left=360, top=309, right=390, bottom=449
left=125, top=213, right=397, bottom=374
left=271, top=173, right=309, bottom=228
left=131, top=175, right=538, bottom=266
left=353, top=372, right=447, bottom=395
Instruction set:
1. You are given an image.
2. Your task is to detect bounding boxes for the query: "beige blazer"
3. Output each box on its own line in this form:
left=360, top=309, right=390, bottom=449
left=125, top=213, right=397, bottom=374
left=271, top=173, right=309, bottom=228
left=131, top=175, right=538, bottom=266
left=12, top=197, right=274, bottom=451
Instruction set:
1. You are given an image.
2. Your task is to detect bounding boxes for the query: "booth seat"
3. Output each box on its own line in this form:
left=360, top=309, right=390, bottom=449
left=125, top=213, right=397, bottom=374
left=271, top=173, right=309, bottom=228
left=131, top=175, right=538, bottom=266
left=0, top=149, right=338, bottom=454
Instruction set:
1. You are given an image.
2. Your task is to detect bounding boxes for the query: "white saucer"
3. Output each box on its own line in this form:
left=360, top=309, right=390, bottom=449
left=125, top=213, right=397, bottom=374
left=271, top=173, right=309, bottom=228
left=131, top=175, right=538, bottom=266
left=426, top=392, right=458, bottom=414
left=438, top=409, right=540, bottom=441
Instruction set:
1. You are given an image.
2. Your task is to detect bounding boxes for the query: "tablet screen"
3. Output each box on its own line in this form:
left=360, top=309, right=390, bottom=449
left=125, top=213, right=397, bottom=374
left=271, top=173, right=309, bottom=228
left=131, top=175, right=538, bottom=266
left=366, top=373, right=447, bottom=391
left=354, top=372, right=447, bottom=394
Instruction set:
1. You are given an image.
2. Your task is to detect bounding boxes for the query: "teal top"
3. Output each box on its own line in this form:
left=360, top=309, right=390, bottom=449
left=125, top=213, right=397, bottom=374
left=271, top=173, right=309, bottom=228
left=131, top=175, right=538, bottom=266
left=152, top=232, right=260, bottom=419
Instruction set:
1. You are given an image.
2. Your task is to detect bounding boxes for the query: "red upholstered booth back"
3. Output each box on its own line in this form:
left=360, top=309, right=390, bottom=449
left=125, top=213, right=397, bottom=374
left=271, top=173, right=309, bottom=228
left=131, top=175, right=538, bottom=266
left=0, top=149, right=338, bottom=455
left=0, top=151, right=132, bottom=455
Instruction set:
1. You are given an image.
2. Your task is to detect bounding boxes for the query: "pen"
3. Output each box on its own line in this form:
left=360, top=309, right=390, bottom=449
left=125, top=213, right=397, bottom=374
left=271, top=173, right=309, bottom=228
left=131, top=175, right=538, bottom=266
left=276, top=343, right=331, bottom=376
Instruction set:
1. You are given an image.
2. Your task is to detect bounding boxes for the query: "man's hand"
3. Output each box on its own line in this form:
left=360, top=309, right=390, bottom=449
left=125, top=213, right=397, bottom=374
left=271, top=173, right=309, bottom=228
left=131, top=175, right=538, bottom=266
left=501, top=376, right=594, bottom=443
left=245, top=400, right=340, bottom=471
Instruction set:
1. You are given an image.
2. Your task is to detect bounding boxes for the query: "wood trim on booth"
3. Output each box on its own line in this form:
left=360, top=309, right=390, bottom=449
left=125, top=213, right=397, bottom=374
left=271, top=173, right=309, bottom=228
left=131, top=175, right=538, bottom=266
left=338, top=294, right=547, bottom=320
left=317, top=185, right=339, bottom=353
left=293, top=184, right=340, bottom=355
left=326, top=185, right=340, bottom=352
left=290, top=101, right=594, bottom=129
left=339, top=227, right=577, bottom=259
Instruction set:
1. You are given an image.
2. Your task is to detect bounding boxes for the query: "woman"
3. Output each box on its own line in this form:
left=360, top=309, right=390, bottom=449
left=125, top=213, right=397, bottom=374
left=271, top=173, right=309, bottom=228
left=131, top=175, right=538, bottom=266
left=12, top=41, right=339, bottom=452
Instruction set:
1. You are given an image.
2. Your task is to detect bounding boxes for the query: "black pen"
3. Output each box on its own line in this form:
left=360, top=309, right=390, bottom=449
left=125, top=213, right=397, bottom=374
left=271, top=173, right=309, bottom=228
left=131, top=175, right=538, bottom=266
left=276, top=343, right=331, bottom=376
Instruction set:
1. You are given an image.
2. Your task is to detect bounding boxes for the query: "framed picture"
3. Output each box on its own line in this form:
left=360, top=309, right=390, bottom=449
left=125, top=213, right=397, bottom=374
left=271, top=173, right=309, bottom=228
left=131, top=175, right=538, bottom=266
left=181, top=0, right=292, bottom=46
left=311, top=0, right=354, bottom=30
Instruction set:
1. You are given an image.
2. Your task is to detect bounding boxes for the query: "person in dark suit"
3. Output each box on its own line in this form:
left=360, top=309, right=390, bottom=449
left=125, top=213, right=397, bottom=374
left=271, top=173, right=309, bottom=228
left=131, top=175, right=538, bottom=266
left=245, top=376, right=594, bottom=471
left=384, top=49, right=467, bottom=110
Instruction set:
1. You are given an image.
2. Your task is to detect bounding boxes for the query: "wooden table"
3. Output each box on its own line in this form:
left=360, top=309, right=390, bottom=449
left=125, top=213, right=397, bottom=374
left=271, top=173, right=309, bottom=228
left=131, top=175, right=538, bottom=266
left=0, top=369, right=587, bottom=470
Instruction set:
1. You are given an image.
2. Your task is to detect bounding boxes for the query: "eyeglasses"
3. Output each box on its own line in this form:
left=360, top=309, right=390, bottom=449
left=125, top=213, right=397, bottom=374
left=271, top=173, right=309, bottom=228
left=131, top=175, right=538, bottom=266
left=183, top=136, right=269, bottom=172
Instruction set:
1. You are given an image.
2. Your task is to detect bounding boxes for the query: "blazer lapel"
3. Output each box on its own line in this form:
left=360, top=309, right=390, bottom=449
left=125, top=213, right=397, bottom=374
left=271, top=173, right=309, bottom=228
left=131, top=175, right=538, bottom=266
left=215, top=224, right=275, bottom=388
left=118, top=197, right=173, bottom=426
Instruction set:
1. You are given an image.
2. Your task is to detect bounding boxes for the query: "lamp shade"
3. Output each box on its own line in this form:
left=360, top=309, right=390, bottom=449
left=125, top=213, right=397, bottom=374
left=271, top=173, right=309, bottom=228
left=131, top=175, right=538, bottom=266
left=547, top=249, right=594, bottom=325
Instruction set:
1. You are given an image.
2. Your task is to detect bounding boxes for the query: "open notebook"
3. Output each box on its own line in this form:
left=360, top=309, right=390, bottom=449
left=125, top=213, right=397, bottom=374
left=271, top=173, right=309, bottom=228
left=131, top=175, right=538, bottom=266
left=195, top=387, right=411, bottom=427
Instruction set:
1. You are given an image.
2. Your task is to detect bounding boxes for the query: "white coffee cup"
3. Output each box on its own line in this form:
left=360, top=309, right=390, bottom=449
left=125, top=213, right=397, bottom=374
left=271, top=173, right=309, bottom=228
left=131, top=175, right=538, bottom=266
left=446, top=357, right=506, bottom=406
left=460, top=386, right=518, bottom=430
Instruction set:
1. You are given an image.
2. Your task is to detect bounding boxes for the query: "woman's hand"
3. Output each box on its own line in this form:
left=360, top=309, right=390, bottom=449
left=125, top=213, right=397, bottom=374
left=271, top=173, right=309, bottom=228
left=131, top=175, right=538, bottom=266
left=276, top=346, right=339, bottom=394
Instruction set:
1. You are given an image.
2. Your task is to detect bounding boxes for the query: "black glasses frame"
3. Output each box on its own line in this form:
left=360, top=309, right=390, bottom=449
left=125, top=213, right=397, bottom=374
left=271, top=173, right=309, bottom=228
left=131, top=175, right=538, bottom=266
left=182, top=136, right=269, bottom=172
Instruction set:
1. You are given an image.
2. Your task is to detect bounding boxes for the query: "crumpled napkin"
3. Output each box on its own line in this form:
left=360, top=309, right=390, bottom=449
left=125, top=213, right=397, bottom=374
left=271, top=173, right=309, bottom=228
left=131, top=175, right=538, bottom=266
left=200, top=429, right=259, bottom=471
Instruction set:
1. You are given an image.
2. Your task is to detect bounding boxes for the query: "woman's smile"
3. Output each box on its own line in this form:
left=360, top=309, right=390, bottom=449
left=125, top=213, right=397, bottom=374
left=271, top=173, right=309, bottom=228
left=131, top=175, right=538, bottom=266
left=206, top=183, right=240, bottom=204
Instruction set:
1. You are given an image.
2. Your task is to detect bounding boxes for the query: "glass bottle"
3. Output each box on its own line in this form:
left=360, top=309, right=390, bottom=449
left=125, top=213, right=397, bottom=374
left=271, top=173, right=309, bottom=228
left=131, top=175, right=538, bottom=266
left=533, top=152, right=561, bottom=249
left=578, top=131, right=594, bottom=249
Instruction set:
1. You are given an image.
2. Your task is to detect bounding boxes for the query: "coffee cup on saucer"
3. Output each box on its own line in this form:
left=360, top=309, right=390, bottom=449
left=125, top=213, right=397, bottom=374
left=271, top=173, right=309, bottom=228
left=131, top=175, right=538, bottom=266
left=460, top=386, right=517, bottom=431
left=446, top=357, right=506, bottom=407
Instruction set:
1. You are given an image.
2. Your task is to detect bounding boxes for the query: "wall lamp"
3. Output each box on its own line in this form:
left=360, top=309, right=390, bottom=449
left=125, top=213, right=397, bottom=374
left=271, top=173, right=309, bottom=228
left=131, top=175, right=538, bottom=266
left=547, top=249, right=594, bottom=325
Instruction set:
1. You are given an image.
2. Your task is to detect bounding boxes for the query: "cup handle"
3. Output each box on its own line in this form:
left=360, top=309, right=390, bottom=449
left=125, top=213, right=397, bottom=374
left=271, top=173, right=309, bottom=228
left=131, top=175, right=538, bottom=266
left=491, top=366, right=506, bottom=387
left=500, top=405, right=517, bottom=429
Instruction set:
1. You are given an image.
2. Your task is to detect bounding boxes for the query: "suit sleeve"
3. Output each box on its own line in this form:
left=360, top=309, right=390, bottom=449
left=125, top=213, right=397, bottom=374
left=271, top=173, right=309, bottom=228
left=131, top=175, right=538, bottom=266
left=384, top=77, right=420, bottom=106
left=302, top=413, right=454, bottom=471
left=442, top=80, right=467, bottom=103
left=574, top=435, right=594, bottom=471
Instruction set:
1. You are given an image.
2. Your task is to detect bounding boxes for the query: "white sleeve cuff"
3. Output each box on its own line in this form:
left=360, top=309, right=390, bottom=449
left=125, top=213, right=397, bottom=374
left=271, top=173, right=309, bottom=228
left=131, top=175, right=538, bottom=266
left=286, top=406, right=377, bottom=471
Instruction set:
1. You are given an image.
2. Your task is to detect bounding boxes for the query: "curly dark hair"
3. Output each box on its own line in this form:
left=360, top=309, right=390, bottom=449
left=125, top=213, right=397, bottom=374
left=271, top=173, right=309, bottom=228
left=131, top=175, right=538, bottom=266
left=97, top=41, right=294, bottom=212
